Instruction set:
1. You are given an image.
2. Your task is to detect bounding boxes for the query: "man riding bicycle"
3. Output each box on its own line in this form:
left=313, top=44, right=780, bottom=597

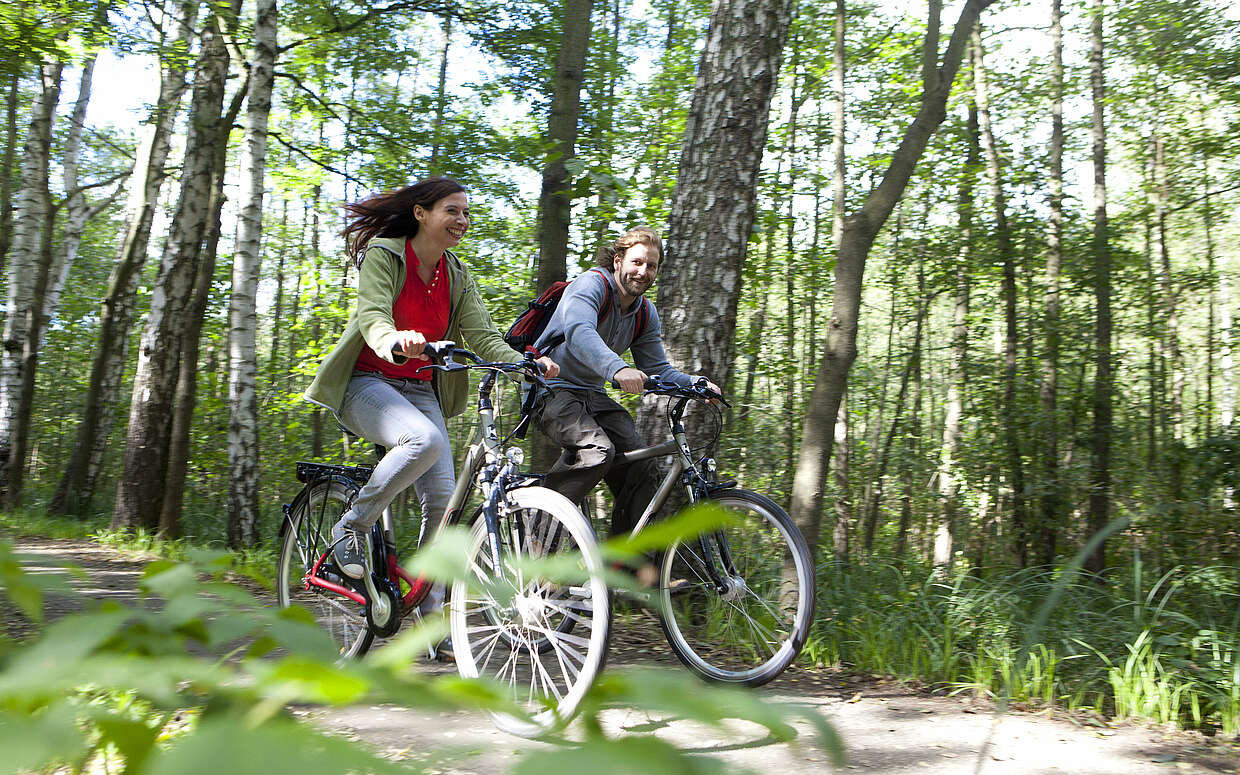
left=530, top=226, right=720, bottom=540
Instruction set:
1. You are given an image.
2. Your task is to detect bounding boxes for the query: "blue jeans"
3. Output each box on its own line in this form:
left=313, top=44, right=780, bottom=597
left=338, top=372, right=455, bottom=542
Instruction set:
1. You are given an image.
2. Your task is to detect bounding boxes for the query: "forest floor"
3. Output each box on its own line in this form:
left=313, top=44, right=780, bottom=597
left=4, top=535, right=1239, bottom=775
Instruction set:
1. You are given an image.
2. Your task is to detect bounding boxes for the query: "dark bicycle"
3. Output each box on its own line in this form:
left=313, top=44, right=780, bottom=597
left=595, top=375, right=815, bottom=686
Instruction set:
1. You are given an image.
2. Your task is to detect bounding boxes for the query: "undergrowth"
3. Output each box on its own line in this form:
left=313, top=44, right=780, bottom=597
left=805, top=556, right=1240, bottom=737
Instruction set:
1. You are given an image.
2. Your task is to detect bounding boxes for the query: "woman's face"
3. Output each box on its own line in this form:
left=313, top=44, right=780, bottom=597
left=415, top=191, right=470, bottom=247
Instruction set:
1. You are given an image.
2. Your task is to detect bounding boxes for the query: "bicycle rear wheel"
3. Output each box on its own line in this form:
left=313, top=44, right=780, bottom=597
left=277, top=478, right=374, bottom=659
left=658, top=489, right=815, bottom=686
left=450, top=486, right=610, bottom=736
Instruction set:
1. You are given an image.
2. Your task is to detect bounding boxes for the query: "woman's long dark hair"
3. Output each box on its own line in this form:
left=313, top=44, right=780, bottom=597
left=341, top=177, right=466, bottom=267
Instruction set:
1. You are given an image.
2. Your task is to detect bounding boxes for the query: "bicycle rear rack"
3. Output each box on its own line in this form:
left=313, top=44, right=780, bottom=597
left=295, top=460, right=374, bottom=485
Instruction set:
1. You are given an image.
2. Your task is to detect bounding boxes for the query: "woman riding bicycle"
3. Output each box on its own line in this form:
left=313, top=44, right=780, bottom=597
left=303, top=177, right=558, bottom=624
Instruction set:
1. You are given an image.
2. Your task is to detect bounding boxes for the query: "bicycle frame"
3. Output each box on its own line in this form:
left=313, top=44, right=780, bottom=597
left=298, top=369, right=519, bottom=615
left=611, top=395, right=740, bottom=594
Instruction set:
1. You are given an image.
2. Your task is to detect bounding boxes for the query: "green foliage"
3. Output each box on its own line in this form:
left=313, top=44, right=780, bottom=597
left=0, top=535, right=842, bottom=773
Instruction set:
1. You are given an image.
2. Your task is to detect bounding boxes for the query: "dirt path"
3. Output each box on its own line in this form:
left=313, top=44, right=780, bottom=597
left=4, top=536, right=1238, bottom=774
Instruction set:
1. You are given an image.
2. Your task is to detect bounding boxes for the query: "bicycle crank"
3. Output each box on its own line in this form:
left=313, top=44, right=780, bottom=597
left=363, top=572, right=403, bottom=638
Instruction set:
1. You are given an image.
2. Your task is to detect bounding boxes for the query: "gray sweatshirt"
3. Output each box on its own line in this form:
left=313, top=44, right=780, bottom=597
left=534, top=268, right=693, bottom=393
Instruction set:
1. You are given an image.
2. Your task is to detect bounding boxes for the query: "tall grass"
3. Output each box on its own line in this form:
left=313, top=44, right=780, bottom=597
left=805, top=557, right=1240, bottom=736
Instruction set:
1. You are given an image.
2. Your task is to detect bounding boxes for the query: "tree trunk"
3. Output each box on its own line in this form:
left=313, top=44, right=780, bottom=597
left=1222, top=279, right=1234, bottom=429
left=1152, top=127, right=1185, bottom=502
left=1037, top=0, right=1065, bottom=567
left=50, top=0, right=199, bottom=516
left=268, top=196, right=288, bottom=391
left=865, top=300, right=926, bottom=553
left=828, top=0, right=850, bottom=563
left=1202, top=135, right=1215, bottom=438
left=831, top=390, right=851, bottom=563
left=781, top=54, right=802, bottom=500
left=934, top=102, right=977, bottom=573
left=0, top=59, right=63, bottom=507
left=160, top=68, right=249, bottom=538
left=788, top=0, right=994, bottom=559
left=533, top=0, right=594, bottom=475
left=227, top=0, right=277, bottom=549
left=43, top=53, right=111, bottom=346
left=895, top=258, right=926, bottom=560
left=1085, top=0, right=1112, bottom=575
left=971, top=24, right=1027, bottom=568
left=114, top=6, right=234, bottom=531
left=535, top=0, right=593, bottom=292
left=0, top=71, right=18, bottom=276
left=309, top=182, right=324, bottom=459
left=654, top=0, right=794, bottom=401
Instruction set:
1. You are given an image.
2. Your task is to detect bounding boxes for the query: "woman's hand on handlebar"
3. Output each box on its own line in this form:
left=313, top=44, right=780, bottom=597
left=390, top=330, right=430, bottom=361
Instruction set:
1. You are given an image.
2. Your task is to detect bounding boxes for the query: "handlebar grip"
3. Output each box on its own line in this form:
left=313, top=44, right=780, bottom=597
left=391, top=339, right=455, bottom=361
left=422, top=340, right=455, bottom=361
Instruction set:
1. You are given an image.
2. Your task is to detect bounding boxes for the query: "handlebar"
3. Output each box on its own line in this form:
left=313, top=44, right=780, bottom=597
left=413, top=341, right=549, bottom=387
left=641, top=374, right=730, bottom=407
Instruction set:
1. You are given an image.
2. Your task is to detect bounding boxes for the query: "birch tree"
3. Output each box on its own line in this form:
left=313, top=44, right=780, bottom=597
left=933, top=102, right=978, bottom=571
left=227, top=0, right=278, bottom=548
left=50, top=0, right=200, bottom=516
left=0, top=59, right=63, bottom=507
left=655, top=0, right=796, bottom=409
left=113, top=2, right=235, bottom=531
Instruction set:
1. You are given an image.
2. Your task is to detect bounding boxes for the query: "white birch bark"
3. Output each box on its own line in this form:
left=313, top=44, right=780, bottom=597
left=114, top=5, right=232, bottom=530
left=50, top=0, right=200, bottom=515
left=657, top=0, right=795, bottom=391
left=0, top=60, right=63, bottom=500
left=227, top=0, right=277, bottom=548
left=42, top=55, right=126, bottom=346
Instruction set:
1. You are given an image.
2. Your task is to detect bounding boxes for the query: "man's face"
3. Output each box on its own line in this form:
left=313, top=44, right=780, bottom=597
left=613, top=243, right=659, bottom=298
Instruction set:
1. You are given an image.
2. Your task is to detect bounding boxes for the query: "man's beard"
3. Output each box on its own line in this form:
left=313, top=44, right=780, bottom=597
left=620, top=273, right=650, bottom=297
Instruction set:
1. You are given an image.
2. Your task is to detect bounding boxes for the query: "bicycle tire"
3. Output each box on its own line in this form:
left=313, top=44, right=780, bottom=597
left=657, top=489, right=815, bottom=686
left=450, top=486, right=611, bottom=736
left=277, top=477, right=374, bottom=659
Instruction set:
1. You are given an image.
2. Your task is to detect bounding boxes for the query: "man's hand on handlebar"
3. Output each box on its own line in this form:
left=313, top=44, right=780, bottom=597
left=535, top=356, right=559, bottom=378
left=614, top=366, right=648, bottom=394
left=697, top=376, right=723, bottom=405
left=640, top=373, right=730, bottom=406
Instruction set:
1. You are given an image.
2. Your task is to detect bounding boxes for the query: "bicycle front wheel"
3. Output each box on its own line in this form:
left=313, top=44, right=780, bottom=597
left=658, top=489, right=815, bottom=686
left=276, top=478, right=374, bottom=659
left=450, top=486, right=610, bottom=736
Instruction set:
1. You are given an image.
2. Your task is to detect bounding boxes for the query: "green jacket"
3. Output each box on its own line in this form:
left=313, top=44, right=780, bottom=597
left=303, top=237, right=518, bottom=419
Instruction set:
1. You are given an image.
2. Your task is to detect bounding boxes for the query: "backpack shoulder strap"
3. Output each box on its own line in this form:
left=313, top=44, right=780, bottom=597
left=635, top=298, right=651, bottom=339
left=589, top=267, right=614, bottom=322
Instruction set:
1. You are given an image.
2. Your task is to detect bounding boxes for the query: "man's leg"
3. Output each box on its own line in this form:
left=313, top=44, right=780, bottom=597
left=535, top=389, right=615, bottom=506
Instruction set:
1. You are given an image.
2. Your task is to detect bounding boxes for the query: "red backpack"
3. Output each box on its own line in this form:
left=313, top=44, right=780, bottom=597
left=504, top=267, right=649, bottom=352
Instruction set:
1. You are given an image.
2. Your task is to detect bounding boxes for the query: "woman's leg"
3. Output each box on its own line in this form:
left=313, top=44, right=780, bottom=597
left=338, top=374, right=451, bottom=531
left=401, top=382, right=456, bottom=616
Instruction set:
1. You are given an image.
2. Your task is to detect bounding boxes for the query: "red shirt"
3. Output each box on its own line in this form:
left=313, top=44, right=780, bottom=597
left=353, top=240, right=451, bottom=380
